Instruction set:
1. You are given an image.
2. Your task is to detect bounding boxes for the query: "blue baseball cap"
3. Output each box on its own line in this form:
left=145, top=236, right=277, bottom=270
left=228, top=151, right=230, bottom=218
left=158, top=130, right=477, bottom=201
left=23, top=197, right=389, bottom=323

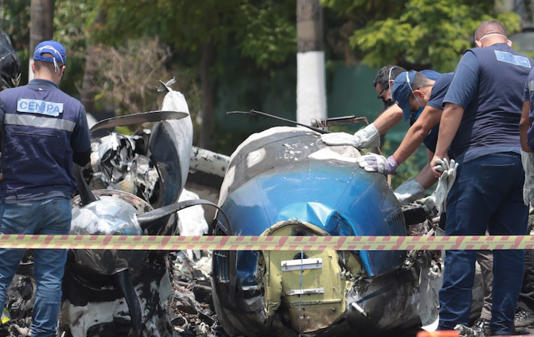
left=392, top=70, right=441, bottom=120
left=420, top=69, right=440, bottom=81
left=33, top=40, right=66, bottom=65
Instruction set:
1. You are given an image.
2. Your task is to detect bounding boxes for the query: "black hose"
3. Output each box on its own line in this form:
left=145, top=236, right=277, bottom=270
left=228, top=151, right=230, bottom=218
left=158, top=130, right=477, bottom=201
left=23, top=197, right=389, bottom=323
left=114, top=269, right=143, bottom=337
left=136, top=199, right=232, bottom=235
left=73, top=164, right=97, bottom=206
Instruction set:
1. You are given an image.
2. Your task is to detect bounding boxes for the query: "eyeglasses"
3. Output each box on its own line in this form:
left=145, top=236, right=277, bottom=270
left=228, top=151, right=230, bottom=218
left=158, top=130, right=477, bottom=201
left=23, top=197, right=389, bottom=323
left=377, top=86, right=387, bottom=100
left=377, top=66, right=397, bottom=100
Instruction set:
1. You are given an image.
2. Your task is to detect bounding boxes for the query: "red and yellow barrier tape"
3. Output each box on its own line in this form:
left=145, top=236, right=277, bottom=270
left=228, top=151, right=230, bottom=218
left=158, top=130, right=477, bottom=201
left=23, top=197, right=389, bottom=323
left=417, top=331, right=534, bottom=337
left=0, top=234, right=533, bottom=250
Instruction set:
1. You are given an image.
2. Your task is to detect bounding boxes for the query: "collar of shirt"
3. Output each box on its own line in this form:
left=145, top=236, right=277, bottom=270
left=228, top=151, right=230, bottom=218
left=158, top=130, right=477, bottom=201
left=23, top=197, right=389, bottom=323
left=28, top=79, right=58, bottom=90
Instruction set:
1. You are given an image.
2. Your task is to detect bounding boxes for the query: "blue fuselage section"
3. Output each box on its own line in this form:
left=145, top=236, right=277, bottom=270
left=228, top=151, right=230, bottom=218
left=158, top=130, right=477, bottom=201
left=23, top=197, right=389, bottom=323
left=221, top=160, right=407, bottom=285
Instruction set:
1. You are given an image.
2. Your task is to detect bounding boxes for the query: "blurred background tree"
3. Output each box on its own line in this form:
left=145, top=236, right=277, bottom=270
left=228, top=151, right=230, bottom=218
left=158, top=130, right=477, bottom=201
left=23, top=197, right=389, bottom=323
left=0, top=0, right=528, bottom=189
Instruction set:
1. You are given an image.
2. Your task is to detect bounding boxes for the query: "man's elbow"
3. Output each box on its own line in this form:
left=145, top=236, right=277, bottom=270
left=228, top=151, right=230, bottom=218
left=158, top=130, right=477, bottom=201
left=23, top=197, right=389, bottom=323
left=391, top=107, right=403, bottom=120
left=410, top=123, right=429, bottom=141
left=520, top=117, right=531, bottom=131
left=73, top=150, right=91, bottom=167
left=444, top=103, right=463, bottom=114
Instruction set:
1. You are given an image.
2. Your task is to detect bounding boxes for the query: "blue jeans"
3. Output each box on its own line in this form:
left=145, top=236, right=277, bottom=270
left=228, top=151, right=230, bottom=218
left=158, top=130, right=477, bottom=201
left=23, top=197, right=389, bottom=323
left=438, top=153, right=528, bottom=335
left=0, top=197, right=71, bottom=337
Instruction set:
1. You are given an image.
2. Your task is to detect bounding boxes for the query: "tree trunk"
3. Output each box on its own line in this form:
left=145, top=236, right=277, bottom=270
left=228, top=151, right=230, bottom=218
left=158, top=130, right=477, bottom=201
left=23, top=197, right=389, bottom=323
left=29, top=0, right=54, bottom=81
left=81, top=10, right=105, bottom=114
left=297, top=0, right=323, bottom=52
left=199, top=38, right=214, bottom=149
left=296, top=0, right=327, bottom=125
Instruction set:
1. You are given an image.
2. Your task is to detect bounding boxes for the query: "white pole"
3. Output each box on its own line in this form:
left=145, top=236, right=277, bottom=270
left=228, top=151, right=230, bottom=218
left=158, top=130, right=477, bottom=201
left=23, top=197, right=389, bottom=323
left=296, top=0, right=327, bottom=126
left=297, top=51, right=326, bottom=125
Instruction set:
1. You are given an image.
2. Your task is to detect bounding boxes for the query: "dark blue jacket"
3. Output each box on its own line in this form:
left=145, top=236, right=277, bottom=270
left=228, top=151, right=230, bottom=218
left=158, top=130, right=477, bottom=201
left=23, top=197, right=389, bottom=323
left=0, top=79, right=90, bottom=200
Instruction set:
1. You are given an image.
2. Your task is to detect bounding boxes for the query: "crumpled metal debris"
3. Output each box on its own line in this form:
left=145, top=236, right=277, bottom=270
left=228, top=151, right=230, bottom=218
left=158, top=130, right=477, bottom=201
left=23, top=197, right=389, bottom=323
left=71, top=196, right=142, bottom=235
left=168, top=251, right=227, bottom=337
left=0, top=275, right=33, bottom=337
left=90, top=132, right=160, bottom=201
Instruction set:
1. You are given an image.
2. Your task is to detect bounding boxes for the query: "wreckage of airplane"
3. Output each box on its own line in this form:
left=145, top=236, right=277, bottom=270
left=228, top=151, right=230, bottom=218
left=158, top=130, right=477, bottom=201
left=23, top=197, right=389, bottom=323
left=63, top=81, right=196, bottom=337
left=210, top=126, right=484, bottom=337
left=3, top=80, right=221, bottom=337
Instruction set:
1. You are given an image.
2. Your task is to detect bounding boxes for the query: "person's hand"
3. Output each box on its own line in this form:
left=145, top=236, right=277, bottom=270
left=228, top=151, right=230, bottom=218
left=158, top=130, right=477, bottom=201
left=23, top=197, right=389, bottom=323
left=431, top=155, right=449, bottom=177
left=357, top=154, right=398, bottom=175
left=321, top=123, right=380, bottom=149
left=320, top=132, right=360, bottom=147
left=521, top=150, right=534, bottom=206
left=433, top=158, right=458, bottom=214
left=393, top=179, right=425, bottom=204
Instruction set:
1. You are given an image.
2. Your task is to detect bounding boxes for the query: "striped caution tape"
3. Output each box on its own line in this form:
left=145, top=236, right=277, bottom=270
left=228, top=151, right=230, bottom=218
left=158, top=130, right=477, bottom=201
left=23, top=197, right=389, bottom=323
left=417, top=331, right=534, bottom=337
left=0, top=234, right=533, bottom=250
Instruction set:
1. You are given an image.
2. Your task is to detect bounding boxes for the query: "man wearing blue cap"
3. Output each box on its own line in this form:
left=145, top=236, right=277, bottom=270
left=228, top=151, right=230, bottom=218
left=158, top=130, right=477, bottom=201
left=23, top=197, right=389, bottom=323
left=322, top=66, right=442, bottom=152
left=375, top=65, right=405, bottom=109
left=431, top=21, right=531, bottom=335
left=357, top=70, right=495, bottom=334
left=321, top=65, right=405, bottom=150
left=355, top=70, right=443, bottom=201
left=0, top=40, right=91, bottom=336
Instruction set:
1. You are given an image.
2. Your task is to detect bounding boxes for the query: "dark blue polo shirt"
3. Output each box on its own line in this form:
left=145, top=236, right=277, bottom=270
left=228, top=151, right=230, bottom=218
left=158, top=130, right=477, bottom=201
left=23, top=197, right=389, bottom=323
left=443, top=43, right=531, bottom=162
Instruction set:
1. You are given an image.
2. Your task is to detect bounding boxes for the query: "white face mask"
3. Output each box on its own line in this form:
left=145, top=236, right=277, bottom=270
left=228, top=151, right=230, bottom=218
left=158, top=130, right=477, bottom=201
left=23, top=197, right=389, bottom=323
left=475, top=32, right=510, bottom=47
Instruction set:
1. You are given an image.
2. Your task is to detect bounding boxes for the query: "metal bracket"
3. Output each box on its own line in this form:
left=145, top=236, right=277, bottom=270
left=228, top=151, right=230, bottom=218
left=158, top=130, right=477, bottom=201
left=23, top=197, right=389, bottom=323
left=286, top=288, right=324, bottom=296
left=281, top=258, right=322, bottom=272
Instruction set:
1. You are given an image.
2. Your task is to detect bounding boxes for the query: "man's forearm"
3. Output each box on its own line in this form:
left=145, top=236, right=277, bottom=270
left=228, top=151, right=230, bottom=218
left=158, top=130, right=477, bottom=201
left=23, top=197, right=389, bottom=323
left=415, top=162, right=438, bottom=189
left=520, top=101, right=531, bottom=152
left=373, top=104, right=403, bottom=134
left=434, top=103, right=464, bottom=158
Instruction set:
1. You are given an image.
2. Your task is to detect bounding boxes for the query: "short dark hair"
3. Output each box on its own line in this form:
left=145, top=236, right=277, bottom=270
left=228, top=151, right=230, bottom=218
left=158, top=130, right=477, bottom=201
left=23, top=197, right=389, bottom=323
left=373, top=65, right=406, bottom=89
left=475, top=20, right=507, bottom=41
left=33, top=52, right=63, bottom=72
left=412, top=72, right=433, bottom=90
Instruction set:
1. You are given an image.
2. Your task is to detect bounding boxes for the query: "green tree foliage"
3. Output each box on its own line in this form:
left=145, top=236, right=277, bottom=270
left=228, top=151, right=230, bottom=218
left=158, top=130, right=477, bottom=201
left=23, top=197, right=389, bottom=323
left=323, top=0, right=521, bottom=72
left=238, top=1, right=296, bottom=68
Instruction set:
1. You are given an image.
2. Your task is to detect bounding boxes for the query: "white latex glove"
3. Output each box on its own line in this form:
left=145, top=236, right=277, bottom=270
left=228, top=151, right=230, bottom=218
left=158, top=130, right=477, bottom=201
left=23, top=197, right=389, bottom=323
left=320, top=123, right=380, bottom=149
left=433, top=158, right=458, bottom=214
left=394, top=179, right=425, bottom=204
left=521, top=150, right=534, bottom=206
left=357, top=154, right=398, bottom=175
left=419, top=194, right=438, bottom=214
